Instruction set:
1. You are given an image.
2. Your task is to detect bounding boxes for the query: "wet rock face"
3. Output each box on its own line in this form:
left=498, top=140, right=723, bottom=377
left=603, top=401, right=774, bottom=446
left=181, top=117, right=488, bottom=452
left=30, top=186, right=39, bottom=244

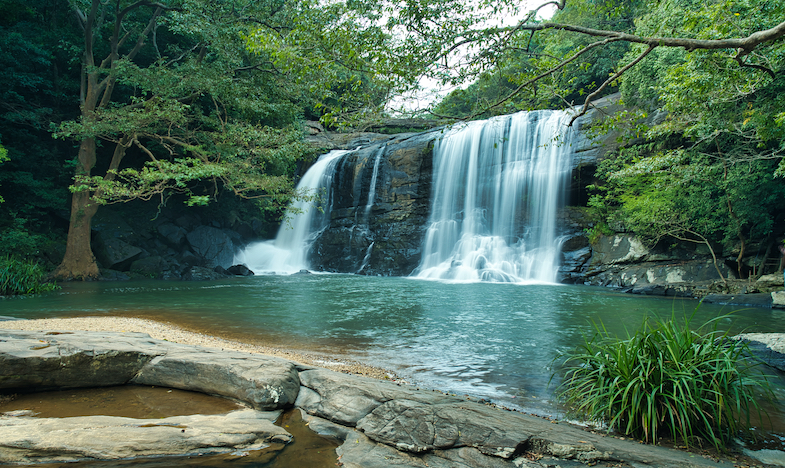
left=309, top=131, right=436, bottom=276
left=561, top=231, right=739, bottom=296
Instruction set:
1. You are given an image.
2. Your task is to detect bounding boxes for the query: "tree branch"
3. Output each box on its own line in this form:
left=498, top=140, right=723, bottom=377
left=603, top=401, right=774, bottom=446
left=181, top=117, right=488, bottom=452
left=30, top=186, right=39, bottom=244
left=570, top=44, right=655, bottom=125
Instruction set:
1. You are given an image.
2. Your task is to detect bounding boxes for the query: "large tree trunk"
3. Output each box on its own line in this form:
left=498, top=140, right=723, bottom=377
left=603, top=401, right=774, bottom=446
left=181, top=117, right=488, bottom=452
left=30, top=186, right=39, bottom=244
left=53, top=138, right=100, bottom=280
left=53, top=190, right=100, bottom=280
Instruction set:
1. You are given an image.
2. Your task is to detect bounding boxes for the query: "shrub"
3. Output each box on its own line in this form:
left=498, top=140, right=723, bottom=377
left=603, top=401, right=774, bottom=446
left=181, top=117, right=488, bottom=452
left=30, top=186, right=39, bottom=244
left=557, top=311, right=772, bottom=450
left=0, top=257, right=59, bottom=296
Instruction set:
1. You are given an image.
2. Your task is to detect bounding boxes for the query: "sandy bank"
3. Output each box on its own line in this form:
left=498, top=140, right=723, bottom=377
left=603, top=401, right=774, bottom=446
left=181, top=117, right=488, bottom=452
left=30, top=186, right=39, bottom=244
left=0, top=316, right=397, bottom=381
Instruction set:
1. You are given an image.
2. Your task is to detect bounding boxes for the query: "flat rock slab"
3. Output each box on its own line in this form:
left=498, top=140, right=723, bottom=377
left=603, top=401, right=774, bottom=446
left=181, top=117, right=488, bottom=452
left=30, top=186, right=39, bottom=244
left=703, top=293, right=773, bottom=308
left=297, top=369, right=736, bottom=468
left=0, top=409, right=290, bottom=464
left=737, top=333, right=785, bottom=371
left=0, top=330, right=300, bottom=410
left=0, top=329, right=742, bottom=468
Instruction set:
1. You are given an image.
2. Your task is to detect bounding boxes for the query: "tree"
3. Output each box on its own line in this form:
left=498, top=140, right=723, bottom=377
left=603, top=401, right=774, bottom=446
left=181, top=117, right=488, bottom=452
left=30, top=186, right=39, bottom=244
left=0, top=141, right=7, bottom=203
left=51, top=0, right=345, bottom=280
left=365, top=0, right=785, bottom=124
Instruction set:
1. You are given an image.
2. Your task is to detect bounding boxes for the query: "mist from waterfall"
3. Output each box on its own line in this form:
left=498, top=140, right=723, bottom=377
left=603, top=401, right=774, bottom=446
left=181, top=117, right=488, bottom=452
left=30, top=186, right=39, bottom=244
left=234, top=150, right=349, bottom=274
left=413, top=110, right=574, bottom=283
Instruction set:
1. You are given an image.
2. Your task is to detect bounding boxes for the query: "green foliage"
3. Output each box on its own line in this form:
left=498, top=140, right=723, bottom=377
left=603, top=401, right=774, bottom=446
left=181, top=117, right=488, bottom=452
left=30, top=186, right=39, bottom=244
left=587, top=133, right=785, bottom=277
left=557, top=311, right=772, bottom=449
left=619, top=0, right=785, bottom=171
left=0, top=141, right=6, bottom=203
left=0, top=256, right=59, bottom=296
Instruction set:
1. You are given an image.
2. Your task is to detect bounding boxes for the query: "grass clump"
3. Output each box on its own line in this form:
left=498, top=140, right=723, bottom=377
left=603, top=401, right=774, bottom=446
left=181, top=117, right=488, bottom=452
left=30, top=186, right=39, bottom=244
left=557, top=311, right=772, bottom=450
left=0, top=256, right=59, bottom=296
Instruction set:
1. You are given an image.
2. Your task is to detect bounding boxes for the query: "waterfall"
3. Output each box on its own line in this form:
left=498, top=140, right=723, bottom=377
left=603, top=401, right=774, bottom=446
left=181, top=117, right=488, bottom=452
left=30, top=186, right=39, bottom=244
left=413, top=110, right=574, bottom=283
left=363, top=145, right=385, bottom=222
left=235, top=150, right=349, bottom=274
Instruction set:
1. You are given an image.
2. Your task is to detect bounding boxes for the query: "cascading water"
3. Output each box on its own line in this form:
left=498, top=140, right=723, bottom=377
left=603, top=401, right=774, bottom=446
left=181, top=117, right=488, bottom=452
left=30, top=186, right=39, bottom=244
left=234, top=150, right=349, bottom=274
left=413, top=110, right=574, bottom=283
left=362, top=145, right=385, bottom=222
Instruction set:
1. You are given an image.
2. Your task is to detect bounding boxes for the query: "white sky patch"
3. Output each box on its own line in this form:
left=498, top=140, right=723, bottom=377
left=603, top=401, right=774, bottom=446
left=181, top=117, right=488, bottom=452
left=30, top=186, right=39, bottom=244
left=387, top=1, right=558, bottom=114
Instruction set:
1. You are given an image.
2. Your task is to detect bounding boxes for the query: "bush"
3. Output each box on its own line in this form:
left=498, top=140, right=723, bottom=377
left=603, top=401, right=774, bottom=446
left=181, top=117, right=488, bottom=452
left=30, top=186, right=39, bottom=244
left=0, top=257, right=59, bottom=296
left=557, top=311, right=772, bottom=450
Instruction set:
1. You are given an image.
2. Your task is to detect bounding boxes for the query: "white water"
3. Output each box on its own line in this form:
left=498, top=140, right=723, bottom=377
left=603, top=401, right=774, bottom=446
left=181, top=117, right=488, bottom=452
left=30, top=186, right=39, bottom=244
left=413, top=110, right=574, bottom=283
left=363, top=145, right=385, bottom=223
left=234, top=150, right=349, bottom=274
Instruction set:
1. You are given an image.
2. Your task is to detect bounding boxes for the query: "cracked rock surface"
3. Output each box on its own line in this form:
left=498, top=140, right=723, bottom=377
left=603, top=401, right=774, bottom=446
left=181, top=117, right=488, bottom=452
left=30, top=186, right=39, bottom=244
left=0, top=329, right=738, bottom=467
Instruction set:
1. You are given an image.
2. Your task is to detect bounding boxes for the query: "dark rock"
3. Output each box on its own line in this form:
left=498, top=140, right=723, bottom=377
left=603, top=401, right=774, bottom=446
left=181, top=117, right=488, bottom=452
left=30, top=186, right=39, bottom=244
left=309, top=131, right=435, bottom=276
left=703, top=293, right=773, bottom=308
left=561, top=234, right=589, bottom=252
left=213, top=265, right=230, bottom=275
left=182, top=266, right=228, bottom=281
left=179, top=250, right=201, bottom=268
left=185, top=226, right=235, bottom=268
left=156, top=222, right=187, bottom=246
left=293, top=269, right=312, bottom=275
left=97, top=269, right=131, bottom=281
left=571, top=92, right=667, bottom=169
left=175, top=214, right=200, bottom=231
left=129, top=256, right=166, bottom=277
left=94, top=236, right=143, bottom=271
left=226, top=264, right=254, bottom=276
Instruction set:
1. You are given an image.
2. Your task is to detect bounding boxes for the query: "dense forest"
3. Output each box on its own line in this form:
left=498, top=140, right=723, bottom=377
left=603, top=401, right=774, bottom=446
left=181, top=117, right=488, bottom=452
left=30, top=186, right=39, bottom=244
left=1, top=0, right=784, bottom=287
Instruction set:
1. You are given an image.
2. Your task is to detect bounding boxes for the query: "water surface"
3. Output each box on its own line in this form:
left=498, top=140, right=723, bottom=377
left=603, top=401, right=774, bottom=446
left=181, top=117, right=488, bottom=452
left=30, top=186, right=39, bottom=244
left=3, top=275, right=781, bottom=418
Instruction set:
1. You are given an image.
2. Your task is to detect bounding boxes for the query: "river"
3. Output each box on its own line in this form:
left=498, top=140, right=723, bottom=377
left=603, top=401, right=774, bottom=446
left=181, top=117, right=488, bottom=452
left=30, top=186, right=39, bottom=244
left=2, top=274, right=781, bottom=418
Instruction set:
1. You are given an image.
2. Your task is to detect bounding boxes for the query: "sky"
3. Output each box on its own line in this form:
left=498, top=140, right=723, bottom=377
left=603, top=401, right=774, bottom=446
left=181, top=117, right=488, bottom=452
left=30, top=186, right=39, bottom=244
left=388, top=0, right=558, bottom=114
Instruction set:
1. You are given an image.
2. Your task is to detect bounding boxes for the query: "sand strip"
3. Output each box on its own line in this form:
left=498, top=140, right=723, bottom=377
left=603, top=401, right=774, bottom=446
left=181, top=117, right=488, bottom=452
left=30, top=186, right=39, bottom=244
left=0, top=316, right=398, bottom=381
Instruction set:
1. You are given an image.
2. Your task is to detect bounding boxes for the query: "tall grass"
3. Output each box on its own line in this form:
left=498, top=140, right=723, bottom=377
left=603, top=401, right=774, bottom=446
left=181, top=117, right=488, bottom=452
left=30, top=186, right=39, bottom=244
left=557, top=310, right=773, bottom=450
left=0, top=257, right=59, bottom=296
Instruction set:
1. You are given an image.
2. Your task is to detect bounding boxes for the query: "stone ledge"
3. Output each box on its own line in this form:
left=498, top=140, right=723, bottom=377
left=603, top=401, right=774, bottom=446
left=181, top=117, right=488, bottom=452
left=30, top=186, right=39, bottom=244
left=0, top=409, right=288, bottom=464
left=0, top=329, right=739, bottom=467
left=737, top=333, right=785, bottom=372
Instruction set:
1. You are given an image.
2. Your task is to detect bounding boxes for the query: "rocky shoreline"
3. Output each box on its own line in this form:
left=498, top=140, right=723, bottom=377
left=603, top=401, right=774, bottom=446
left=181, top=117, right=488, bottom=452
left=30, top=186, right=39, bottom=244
left=1, top=319, right=783, bottom=467
left=0, top=317, right=395, bottom=381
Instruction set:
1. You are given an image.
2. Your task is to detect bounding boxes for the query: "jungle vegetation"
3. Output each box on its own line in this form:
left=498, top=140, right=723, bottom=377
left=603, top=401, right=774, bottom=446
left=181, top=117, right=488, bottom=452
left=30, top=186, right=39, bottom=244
left=0, top=0, right=783, bottom=282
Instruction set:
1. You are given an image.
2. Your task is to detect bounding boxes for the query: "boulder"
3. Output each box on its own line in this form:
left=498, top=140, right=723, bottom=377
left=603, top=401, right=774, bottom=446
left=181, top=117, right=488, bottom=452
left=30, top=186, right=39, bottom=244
left=357, top=399, right=530, bottom=457
left=94, top=236, right=143, bottom=271
left=186, top=226, right=235, bottom=268
left=736, top=333, right=785, bottom=371
left=588, top=234, right=650, bottom=266
left=133, top=346, right=300, bottom=410
left=774, top=290, right=785, bottom=309
left=157, top=222, right=187, bottom=246
left=295, top=368, right=454, bottom=426
left=0, top=410, right=290, bottom=464
left=182, top=265, right=228, bottom=281
left=226, top=264, right=254, bottom=276
left=757, top=273, right=785, bottom=289
left=129, top=256, right=166, bottom=277
left=0, top=330, right=301, bottom=411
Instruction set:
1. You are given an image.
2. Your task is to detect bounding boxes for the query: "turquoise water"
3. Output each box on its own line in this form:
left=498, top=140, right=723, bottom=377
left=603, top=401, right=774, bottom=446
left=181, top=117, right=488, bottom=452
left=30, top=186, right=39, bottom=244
left=2, top=275, right=782, bottom=416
